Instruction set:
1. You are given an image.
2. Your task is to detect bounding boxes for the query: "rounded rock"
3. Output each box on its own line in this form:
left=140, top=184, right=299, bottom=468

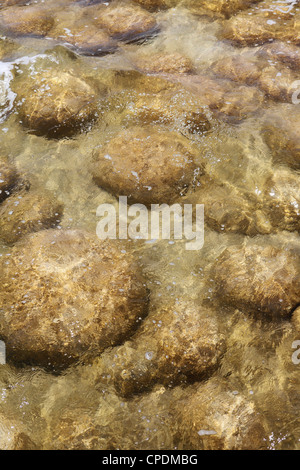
left=0, top=6, right=54, bottom=37
left=18, top=71, right=98, bottom=138
left=0, top=188, right=64, bottom=244
left=0, top=229, right=148, bottom=367
left=92, top=126, right=200, bottom=206
left=211, top=244, right=300, bottom=318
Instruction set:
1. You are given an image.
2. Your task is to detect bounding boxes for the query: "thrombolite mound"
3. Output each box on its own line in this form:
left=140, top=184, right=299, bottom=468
left=211, top=244, right=300, bottom=318
left=0, top=229, right=148, bottom=367
left=129, top=51, right=194, bottom=75
left=0, top=414, right=37, bottom=450
left=95, top=302, right=225, bottom=397
left=0, top=159, right=18, bottom=202
left=263, top=168, right=300, bottom=233
left=262, top=107, right=300, bottom=170
left=0, top=188, right=64, bottom=244
left=181, top=0, right=262, bottom=19
left=257, top=41, right=300, bottom=71
left=0, top=5, right=54, bottom=37
left=86, top=2, right=158, bottom=42
left=48, top=9, right=117, bottom=55
left=292, top=307, right=300, bottom=333
left=174, top=378, right=268, bottom=450
left=257, top=65, right=297, bottom=102
left=211, top=55, right=262, bottom=86
left=17, top=70, right=98, bottom=138
left=92, top=126, right=200, bottom=206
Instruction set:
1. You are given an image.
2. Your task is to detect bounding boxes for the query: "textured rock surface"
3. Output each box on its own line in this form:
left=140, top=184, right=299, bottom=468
left=18, top=71, right=98, bottom=138
left=174, top=378, right=268, bottom=450
left=131, top=52, right=194, bottom=74
left=96, top=302, right=225, bottom=397
left=0, top=229, right=148, bottom=367
left=262, top=168, right=300, bottom=233
left=0, top=5, right=54, bottom=37
left=90, top=3, right=158, bottom=42
left=49, top=9, right=117, bottom=55
left=220, top=13, right=280, bottom=46
left=262, top=107, right=300, bottom=170
left=182, top=0, right=262, bottom=19
left=257, top=66, right=297, bottom=102
left=0, top=188, right=64, bottom=244
left=211, top=55, right=262, bottom=85
left=211, top=244, right=300, bottom=318
left=0, top=159, right=18, bottom=203
left=292, top=307, right=300, bottom=333
left=257, top=41, right=300, bottom=71
left=0, top=414, right=37, bottom=450
left=92, top=126, right=200, bottom=205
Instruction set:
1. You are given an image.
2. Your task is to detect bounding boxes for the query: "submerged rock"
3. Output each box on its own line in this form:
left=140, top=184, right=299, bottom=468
left=130, top=51, right=194, bottom=75
left=0, top=229, right=148, bottom=367
left=0, top=414, right=37, bottom=450
left=257, top=41, right=300, bottom=71
left=220, top=13, right=280, bottom=46
left=174, top=378, right=268, bottom=450
left=49, top=9, right=117, bottom=55
left=211, top=244, right=300, bottom=318
left=18, top=71, right=98, bottom=138
left=89, top=2, right=158, bottom=42
left=257, top=66, right=297, bottom=102
left=0, top=5, right=54, bottom=37
left=97, top=302, right=225, bottom=397
left=263, top=168, right=300, bottom=233
left=211, top=55, right=262, bottom=86
left=292, top=307, right=300, bottom=333
left=182, top=0, right=262, bottom=19
left=0, top=188, right=64, bottom=244
left=0, top=159, right=18, bottom=202
left=262, top=107, right=300, bottom=170
left=92, top=126, right=200, bottom=206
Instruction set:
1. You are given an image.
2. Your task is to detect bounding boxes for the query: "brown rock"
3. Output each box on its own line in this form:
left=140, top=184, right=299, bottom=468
left=49, top=9, right=117, bottom=55
left=263, top=168, right=300, bottom=233
left=175, top=379, right=268, bottom=450
left=211, top=244, right=300, bottom=318
left=257, top=65, right=297, bottom=102
left=217, top=85, right=265, bottom=121
left=220, top=13, right=280, bottom=46
left=257, top=41, right=300, bottom=71
left=211, top=55, right=262, bottom=85
left=132, top=0, right=176, bottom=10
left=262, top=107, right=300, bottom=170
left=0, top=0, right=30, bottom=7
left=0, top=159, right=18, bottom=202
left=182, top=0, right=261, bottom=19
left=92, top=126, right=200, bottom=206
left=0, top=188, right=64, bottom=244
left=18, top=70, right=98, bottom=138
left=130, top=51, right=194, bottom=74
left=89, top=3, right=158, bottom=42
left=97, top=302, right=225, bottom=397
left=0, top=229, right=148, bottom=367
left=0, top=6, right=54, bottom=37
left=0, top=414, right=37, bottom=450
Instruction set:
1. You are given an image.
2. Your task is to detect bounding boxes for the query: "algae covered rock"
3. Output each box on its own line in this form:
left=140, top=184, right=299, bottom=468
left=257, top=41, right=300, bottom=71
left=220, top=13, right=280, bottom=46
left=262, top=107, right=300, bottom=170
left=211, top=244, right=300, bottom=318
left=130, top=51, right=194, bottom=75
left=263, top=168, right=300, bottom=233
left=0, top=5, right=54, bottom=37
left=92, top=126, right=200, bottom=205
left=174, top=379, right=268, bottom=450
left=0, top=414, right=37, bottom=450
left=211, top=55, right=262, bottom=86
left=0, top=159, right=18, bottom=202
left=182, top=0, right=260, bottom=19
left=90, top=2, right=158, bottom=42
left=257, top=66, right=297, bottom=102
left=97, top=302, right=225, bottom=397
left=0, top=188, right=64, bottom=244
left=0, top=229, right=148, bottom=367
left=18, top=70, right=98, bottom=138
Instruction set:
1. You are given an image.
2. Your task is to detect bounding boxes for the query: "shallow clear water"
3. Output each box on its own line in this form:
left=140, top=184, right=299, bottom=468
left=0, top=0, right=299, bottom=450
